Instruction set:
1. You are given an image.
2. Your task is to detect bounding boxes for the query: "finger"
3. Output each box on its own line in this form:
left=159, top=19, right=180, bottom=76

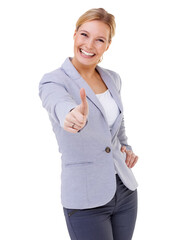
left=68, top=108, right=84, bottom=124
left=71, top=109, right=86, bottom=124
left=64, top=119, right=83, bottom=131
left=130, top=156, right=138, bottom=168
left=125, top=151, right=132, bottom=166
left=65, top=115, right=83, bottom=128
left=63, top=126, right=78, bottom=133
left=128, top=155, right=135, bottom=168
left=80, top=88, right=89, bottom=116
left=125, top=156, right=131, bottom=167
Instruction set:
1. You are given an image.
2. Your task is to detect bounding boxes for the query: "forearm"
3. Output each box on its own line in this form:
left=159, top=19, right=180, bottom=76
left=117, top=116, right=133, bottom=151
left=39, top=79, right=77, bottom=127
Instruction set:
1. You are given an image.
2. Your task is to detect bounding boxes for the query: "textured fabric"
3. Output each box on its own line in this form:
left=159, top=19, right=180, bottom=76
left=63, top=174, right=138, bottom=240
left=39, top=57, right=138, bottom=209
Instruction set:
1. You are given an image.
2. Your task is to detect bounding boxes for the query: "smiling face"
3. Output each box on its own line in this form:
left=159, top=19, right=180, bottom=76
left=72, top=20, right=111, bottom=67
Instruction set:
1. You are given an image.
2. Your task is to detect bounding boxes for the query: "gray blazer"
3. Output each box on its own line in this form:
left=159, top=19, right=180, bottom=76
left=39, top=57, right=138, bottom=209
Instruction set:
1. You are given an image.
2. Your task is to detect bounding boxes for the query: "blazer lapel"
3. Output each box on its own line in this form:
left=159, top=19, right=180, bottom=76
left=96, top=66, right=123, bottom=113
left=61, top=58, right=123, bottom=130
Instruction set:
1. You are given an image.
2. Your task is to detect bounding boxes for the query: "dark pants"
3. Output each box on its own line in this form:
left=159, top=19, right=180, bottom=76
left=63, top=174, right=138, bottom=240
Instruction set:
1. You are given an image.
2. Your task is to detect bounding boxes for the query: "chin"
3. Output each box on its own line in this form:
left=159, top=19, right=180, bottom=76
left=77, top=55, right=98, bottom=66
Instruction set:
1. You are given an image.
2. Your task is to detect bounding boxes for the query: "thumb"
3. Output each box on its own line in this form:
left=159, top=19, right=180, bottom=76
left=121, top=146, right=127, bottom=153
left=80, top=88, right=88, bottom=116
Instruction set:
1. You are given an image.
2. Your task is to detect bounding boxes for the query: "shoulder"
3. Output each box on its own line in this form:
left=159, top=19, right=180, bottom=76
left=39, top=57, right=79, bottom=86
left=40, top=67, right=68, bottom=86
left=98, top=66, right=122, bottom=92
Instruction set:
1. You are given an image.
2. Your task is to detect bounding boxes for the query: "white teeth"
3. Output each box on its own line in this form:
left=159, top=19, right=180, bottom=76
left=81, top=49, right=95, bottom=56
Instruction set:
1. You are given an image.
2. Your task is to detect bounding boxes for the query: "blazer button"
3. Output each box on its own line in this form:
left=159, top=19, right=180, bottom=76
left=105, top=147, right=111, bottom=153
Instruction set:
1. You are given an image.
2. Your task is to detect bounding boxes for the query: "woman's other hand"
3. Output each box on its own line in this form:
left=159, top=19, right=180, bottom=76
left=64, top=88, right=89, bottom=133
left=120, top=146, right=138, bottom=168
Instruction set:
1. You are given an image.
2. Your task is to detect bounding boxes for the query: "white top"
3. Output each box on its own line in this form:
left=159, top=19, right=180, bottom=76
left=96, top=89, right=120, bottom=129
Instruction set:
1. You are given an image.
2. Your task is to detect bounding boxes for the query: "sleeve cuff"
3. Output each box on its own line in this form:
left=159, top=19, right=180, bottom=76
left=55, top=102, right=77, bottom=128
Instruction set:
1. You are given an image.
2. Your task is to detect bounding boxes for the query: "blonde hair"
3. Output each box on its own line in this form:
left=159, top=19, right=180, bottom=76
left=76, top=8, right=116, bottom=42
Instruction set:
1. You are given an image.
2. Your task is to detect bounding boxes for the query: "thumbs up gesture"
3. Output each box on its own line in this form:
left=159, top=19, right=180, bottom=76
left=64, top=88, right=89, bottom=133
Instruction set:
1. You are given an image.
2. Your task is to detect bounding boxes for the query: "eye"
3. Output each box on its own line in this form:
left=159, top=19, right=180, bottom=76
left=81, top=33, right=88, bottom=37
left=98, top=39, right=104, bottom=43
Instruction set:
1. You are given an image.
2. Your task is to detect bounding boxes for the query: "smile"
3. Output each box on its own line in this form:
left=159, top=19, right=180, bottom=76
left=80, top=48, right=95, bottom=57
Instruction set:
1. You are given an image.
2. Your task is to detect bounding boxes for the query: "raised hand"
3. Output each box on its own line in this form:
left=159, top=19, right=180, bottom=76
left=63, top=88, right=89, bottom=133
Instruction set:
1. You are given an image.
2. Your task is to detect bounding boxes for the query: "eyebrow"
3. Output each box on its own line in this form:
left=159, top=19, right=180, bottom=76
left=79, top=30, right=107, bottom=40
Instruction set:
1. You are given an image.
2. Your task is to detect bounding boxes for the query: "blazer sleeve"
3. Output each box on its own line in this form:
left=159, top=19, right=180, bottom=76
left=117, top=116, right=133, bottom=151
left=39, top=72, right=77, bottom=128
left=116, top=74, right=133, bottom=152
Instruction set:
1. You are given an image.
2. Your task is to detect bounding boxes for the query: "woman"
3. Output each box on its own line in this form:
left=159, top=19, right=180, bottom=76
left=39, top=8, right=138, bottom=240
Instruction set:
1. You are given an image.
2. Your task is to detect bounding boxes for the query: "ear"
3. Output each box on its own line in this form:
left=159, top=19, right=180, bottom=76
left=105, top=40, right=112, bottom=51
left=73, top=30, right=77, bottom=40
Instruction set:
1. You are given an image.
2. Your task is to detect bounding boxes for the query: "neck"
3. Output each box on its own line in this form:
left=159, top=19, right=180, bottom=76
left=71, top=57, right=97, bottom=79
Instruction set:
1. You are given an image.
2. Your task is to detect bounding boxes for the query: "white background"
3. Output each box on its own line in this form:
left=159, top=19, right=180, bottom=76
left=0, top=0, right=186, bottom=239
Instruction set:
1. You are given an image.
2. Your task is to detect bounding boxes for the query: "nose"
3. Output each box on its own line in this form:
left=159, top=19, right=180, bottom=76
left=86, top=38, right=94, bottom=49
